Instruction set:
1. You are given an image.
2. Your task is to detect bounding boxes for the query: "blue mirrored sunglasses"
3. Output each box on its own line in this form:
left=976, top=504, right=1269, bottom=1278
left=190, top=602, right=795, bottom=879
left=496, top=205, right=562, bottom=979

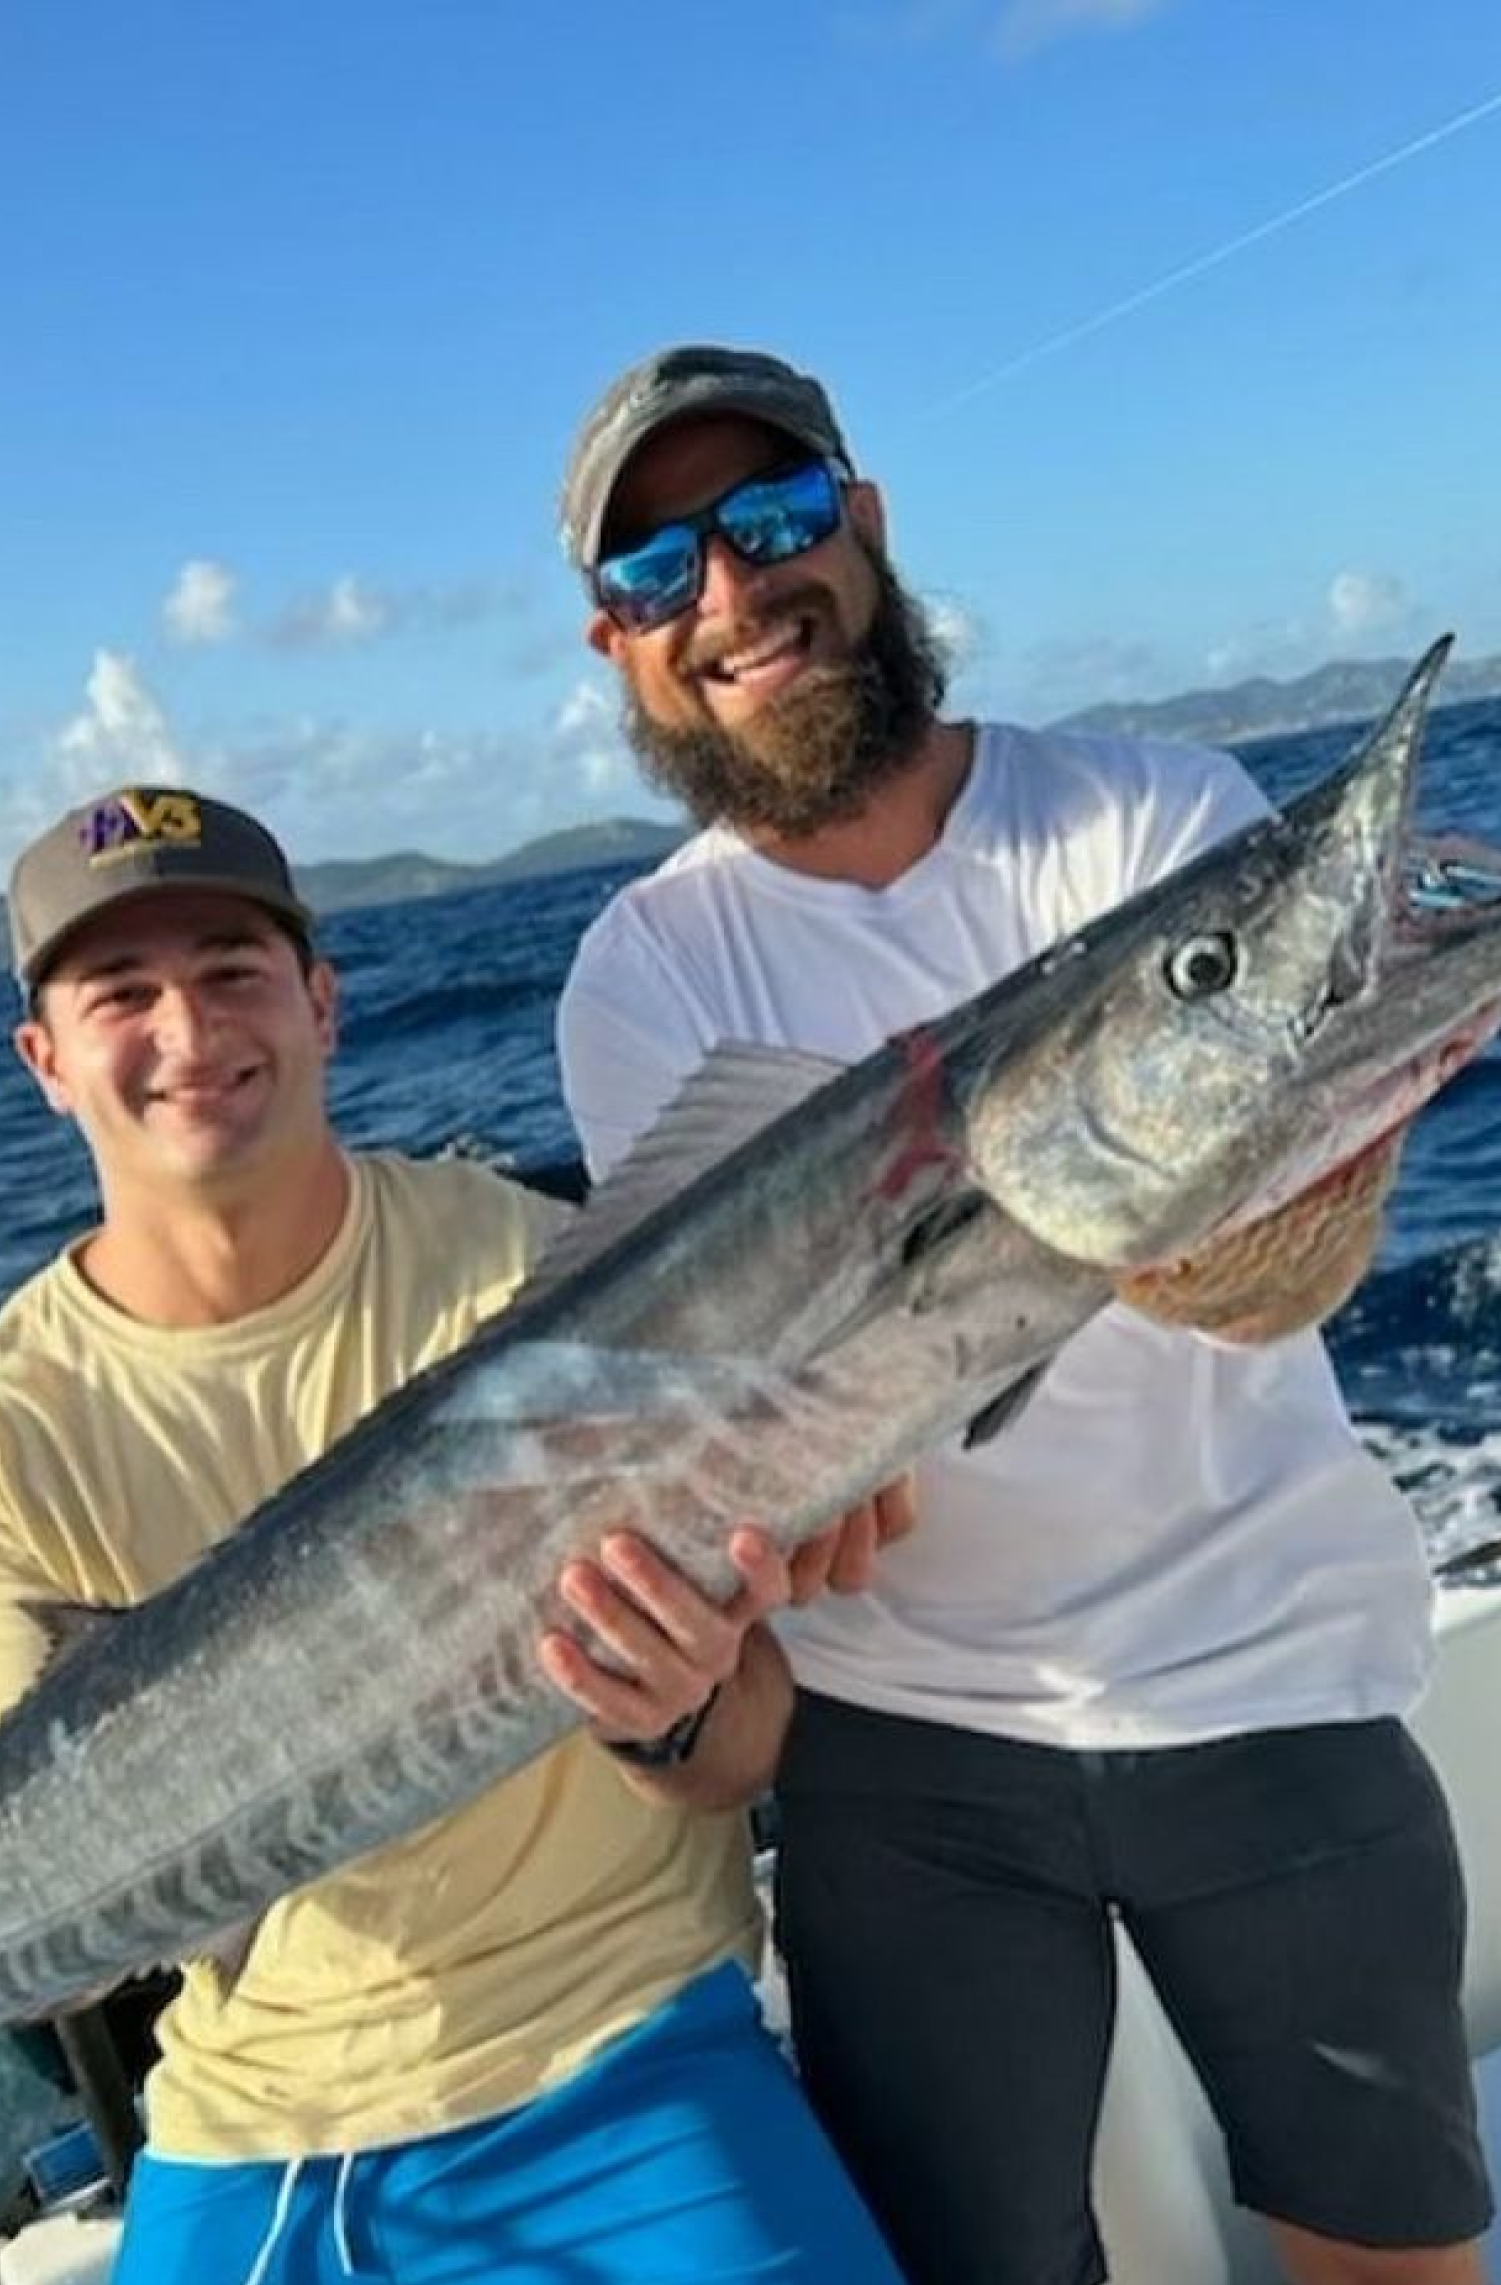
left=592, top=458, right=845, bottom=634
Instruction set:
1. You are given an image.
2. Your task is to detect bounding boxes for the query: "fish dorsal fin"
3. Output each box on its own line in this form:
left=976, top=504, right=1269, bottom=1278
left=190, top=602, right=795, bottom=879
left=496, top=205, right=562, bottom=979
left=32, top=1600, right=120, bottom=1673
left=5, top=1600, right=124, bottom=1713
left=525, top=1043, right=847, bottom=1301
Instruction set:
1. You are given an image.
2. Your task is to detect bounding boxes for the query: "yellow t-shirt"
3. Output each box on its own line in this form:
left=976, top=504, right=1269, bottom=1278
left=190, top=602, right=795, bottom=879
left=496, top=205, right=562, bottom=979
left=0, top=1152, right=759, bottom=2159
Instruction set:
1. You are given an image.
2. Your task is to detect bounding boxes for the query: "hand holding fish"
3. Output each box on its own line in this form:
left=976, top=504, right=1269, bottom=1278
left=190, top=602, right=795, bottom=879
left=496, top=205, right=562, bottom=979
left=536, top=1524, right=798, bottom=1805
left=786, top=1475, right=917, bottom=1603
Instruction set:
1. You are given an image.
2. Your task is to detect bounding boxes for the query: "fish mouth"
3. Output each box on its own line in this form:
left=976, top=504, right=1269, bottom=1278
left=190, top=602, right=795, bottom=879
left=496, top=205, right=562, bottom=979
left=938, top=637, right=1500, bottom=1273
left=1315, top=640, right=1501, bottom=1010
left=1215, top=643, right=1501, bottom=1236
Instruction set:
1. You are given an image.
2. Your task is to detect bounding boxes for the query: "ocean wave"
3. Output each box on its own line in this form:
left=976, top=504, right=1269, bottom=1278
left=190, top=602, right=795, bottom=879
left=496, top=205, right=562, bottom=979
left=1330, top=1234, right=1501, bottom=1565
left=1332, top=1231, right=1501, bottom=1384
left=338, top=975, right=556, bottom=1045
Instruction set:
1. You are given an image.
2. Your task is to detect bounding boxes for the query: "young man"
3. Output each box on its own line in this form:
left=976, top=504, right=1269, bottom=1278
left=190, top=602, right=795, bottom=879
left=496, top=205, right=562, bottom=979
left=555, top=344, right=1493, bottom=2285
left=0, top=785, right=908, bottom=2285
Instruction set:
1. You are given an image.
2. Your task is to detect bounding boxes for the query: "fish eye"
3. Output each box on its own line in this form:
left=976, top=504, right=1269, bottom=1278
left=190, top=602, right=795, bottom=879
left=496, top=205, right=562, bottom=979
left=1164, top=931, right=1239, bottom=1000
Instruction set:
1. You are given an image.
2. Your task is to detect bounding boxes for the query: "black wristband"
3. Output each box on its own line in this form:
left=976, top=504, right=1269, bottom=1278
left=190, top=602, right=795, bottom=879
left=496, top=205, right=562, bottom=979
left=603, top=1684, right=722, bottom=1769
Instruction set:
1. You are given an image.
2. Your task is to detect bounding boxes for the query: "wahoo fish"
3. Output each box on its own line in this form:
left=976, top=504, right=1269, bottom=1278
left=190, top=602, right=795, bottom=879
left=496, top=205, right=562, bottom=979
left=1, top=638, right=1498, bottom=2021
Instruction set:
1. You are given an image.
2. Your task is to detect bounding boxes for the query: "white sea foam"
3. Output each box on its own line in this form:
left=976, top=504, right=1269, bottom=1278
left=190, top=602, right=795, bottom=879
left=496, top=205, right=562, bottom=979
left=1357, top=1418, right=1501, bottom=1573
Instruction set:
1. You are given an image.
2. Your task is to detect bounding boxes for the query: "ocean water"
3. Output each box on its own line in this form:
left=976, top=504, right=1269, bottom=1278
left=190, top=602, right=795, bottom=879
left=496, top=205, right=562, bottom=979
left=3, top=697, right=1501, bottom=2180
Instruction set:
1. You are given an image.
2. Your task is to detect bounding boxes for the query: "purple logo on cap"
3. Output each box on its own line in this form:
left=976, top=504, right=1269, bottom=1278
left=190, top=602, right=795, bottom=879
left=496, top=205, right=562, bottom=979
left=77, top=791, right=202, bottom=865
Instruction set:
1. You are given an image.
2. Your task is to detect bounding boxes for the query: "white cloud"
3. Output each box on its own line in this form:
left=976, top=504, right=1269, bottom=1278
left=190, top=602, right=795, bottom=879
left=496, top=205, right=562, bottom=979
left=995, top=0, right=1170, bottom=59
left=1327, top=569, right=1409, bottom=640
left=269, top=574, right=394, bottom=649
left=924, top=593, right=986, bottom=676
left=55, top=651, right=185, bottom=784
left=263, top=573, right=516, bottom=652
left=549, top=678, right=635, bottom=798
left=162, top=559, right=238, bottom=646
left=215, top=692, right=666, bottom=862
left=1198, top=574, right=1413, bottom=693
left=0, top=656, right=667, bottom=881
left=325, top=577, right=388, bottom=641
left=0, top=652, right=194, bottom=870
left=158, top=559, right=534, bottom=659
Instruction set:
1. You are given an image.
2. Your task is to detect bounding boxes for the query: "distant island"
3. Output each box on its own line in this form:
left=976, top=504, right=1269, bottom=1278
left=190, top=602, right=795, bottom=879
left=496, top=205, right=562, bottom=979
left=5, top=656, right=1491, bottom=934
left=1051, top=648, right=1501, bottom=746
left=297, top=816, right=684, bottom=914
left=293, top=651, right=1501, bottom=913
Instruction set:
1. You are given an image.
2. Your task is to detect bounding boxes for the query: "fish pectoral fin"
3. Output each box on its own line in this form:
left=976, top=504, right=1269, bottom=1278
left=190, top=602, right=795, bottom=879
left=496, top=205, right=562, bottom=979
left=21, top=1598, right=126, bottom=1685
left=963, top=1363, right=1050, bottom=1448
left=524, top=1042, right=849, bottom=1300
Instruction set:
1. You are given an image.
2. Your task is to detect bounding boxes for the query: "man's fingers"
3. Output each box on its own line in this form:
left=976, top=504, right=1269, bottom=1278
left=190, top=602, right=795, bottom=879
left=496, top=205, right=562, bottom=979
left=787, top=1528, right=840, bottom=1606
left=547, top=1526, right=790, bottom=1722
left=824, top=1503, right=879, bottom=1593
left=724, top=1525, right=799, bottom=1621
left=872, top=1474, right=917, bottom=1547
left=785, top=1478, right=919, bottom=1604
left=536, top=1626, right=638, bottom=1725
left=558, top=1542, right=721, bottom=1672
left=548, top=1489, right=915, bottom=1705
left=540, top=1521, right=796, bottom=1749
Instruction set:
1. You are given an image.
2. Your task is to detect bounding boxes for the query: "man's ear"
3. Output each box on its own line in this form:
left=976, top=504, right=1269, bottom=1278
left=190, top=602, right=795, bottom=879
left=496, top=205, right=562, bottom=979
left=586, top=608, right=625, bottom=663
left=846, top=478, right=888, bottom=556
left=308, top=961, right=340, bottom=1055
left=13, top=1016, right=73, bottom=1117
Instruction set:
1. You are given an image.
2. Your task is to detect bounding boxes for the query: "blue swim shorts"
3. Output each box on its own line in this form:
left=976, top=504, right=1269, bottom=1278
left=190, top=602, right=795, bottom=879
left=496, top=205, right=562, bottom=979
left=112, top=1961, right=905, bottom=2284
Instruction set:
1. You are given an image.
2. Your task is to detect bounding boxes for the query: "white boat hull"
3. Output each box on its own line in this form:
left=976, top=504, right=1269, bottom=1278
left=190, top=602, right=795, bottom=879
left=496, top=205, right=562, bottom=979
left=1095, top=1582, right=1501, bottom=2280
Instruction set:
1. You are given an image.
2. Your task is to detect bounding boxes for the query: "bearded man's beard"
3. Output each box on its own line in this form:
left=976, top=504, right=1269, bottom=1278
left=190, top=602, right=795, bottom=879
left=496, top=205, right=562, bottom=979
left=620, top=552, right=950, bottom=836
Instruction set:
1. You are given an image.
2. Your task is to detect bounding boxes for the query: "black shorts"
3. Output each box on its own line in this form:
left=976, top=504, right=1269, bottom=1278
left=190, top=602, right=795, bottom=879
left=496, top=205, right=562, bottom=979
left=773, top=1695, right=1493, bottom=2285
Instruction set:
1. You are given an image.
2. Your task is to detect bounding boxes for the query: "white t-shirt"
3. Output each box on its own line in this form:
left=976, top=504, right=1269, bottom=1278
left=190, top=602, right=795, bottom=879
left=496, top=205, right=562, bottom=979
left=557, top=721, right=1434, bottom=1750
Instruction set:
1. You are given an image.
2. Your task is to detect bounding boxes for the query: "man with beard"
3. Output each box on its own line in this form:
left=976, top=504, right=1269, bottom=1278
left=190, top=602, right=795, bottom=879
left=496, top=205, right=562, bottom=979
left=554, top=344, right=1491, bottom=2285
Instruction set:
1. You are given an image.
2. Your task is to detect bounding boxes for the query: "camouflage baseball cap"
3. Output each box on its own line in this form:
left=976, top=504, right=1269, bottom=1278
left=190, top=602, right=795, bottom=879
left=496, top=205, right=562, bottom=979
left=560, top=343, right=855, bottom=572
left=8, top=786, right=312, bottom=990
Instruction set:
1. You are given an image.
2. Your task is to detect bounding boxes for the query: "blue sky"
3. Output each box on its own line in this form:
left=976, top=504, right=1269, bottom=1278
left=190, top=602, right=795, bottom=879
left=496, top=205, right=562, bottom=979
left=2, top=0, right=1499, bottom=868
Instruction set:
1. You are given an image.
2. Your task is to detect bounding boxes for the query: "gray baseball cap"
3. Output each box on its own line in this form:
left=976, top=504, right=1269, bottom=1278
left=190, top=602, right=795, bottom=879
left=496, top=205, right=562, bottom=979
left=8, top=785, right=312, bottom=991
left=560, top=343, right=855, bottom=572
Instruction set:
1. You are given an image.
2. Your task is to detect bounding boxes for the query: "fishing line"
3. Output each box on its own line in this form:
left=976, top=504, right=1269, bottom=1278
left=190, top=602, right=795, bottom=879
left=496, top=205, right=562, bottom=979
left=931, top=86, right=1501, bottom=414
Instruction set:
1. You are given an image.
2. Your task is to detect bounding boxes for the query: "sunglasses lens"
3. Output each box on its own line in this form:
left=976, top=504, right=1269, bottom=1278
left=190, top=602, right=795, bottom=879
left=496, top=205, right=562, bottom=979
left=719, top=461, right=841, bottom=566
left=596, top=524, right=700, bottom=634
left=595, top=461, right=843, bottom=632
